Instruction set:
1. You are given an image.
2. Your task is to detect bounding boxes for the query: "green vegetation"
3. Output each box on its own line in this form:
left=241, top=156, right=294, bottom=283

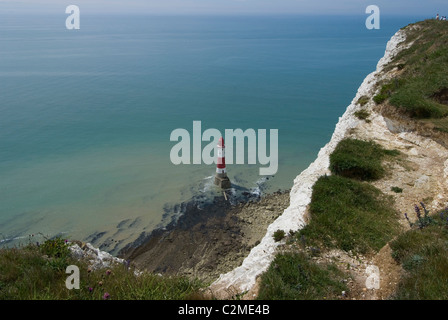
left=357, top=95, right=370, bottom=106
left=329, top=138, right=399, bottom=181
left=354, top=109, right=371, bottom=122
left=390, top=208, right=448, bottom=299
left=0, top=238, right=203, bottom=300
left=373, top=80, right=406, bottom=105
left=429, top=117, right=448, bottom=133
left=273, top=229, right=286, bottom=242
left=258, top=137, right=400, bottom=299
left=262, top=20, right=448, bottom=298
left=298, top=175, right=399, bottom=254
left=391, top=186, right=403, bottom=193
left=259, top=19, right=448, bottom=300
left=384, top=20, right=448, bottom=123
left=373, top=93, right=388, bottom=105
left=257, top=252, right=347, bottom=300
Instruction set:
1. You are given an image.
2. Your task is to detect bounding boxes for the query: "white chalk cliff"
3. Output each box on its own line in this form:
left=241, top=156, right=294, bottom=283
left=209, top=25, right=448, bottom=298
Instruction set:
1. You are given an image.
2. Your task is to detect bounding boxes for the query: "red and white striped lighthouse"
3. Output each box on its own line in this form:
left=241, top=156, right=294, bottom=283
left=214, top=137, right=231, bottom=189
left=216, top=137, right=226, bottom=175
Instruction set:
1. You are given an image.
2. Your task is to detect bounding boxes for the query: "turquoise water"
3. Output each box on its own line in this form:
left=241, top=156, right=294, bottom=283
left=0, top=14, right=424, bottom=252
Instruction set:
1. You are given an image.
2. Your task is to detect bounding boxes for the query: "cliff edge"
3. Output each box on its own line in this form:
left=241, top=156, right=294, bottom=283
left=209, top=20, right=448, bottom=299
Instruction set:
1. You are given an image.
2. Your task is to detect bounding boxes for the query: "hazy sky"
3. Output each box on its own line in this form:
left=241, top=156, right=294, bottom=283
left=0, top=0, right=447, bottom=16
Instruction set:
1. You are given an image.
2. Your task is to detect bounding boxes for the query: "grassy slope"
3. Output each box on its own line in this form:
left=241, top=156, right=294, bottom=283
left=258, top=19, right=448, bottom=300
left=258, top=139, right=401, bottom=299
left=0, top=238, right=202, bottom=300
left=390, top=208, right=448, bottom=299
left=380, top=20, right=448, bottom=127
left=256, top=251, right=347, bottom=300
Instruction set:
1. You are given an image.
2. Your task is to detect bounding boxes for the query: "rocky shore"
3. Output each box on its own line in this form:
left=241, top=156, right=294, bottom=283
left=120, top=190, right=290, bottom=284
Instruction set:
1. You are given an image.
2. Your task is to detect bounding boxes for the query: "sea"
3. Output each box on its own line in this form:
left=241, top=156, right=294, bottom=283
left=0, top=14, right=425, bottom=253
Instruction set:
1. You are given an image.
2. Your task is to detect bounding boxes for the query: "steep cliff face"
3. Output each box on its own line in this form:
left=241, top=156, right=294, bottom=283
left=209, top=24, right=448, bottom=299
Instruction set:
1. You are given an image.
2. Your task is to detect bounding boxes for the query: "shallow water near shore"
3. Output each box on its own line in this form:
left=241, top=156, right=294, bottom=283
left=0, top=14, right=424, bottom=253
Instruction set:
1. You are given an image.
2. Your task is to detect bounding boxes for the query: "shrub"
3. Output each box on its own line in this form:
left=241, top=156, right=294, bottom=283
left=373, top=93, right=388, bottom=104
left=329, top=138, right=388, bottom=181
left=273, top=229, right=285, bottom=242
left=403, top=202, right=436, bottom=230
left=391, top=186, right=403, bottom=193
left=39, top=237, right=71, bottom=259
left=357, top=96, right=370, bottom=106
left=354, top=109, right=371, bottom=122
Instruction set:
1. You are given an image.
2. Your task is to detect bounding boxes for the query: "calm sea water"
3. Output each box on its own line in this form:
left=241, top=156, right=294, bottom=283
left=0, top=14, right=424, bottom=253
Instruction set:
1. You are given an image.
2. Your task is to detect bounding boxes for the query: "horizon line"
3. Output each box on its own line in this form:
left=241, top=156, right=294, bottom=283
left=0, top=11, right=432, bottom=17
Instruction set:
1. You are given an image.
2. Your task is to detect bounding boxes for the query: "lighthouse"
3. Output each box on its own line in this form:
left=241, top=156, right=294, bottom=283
left=214, top=137, right=231, bottom=189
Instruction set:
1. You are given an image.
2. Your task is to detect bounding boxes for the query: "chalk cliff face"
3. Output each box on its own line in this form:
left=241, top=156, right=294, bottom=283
left=209, top=26, right=448, bottom=298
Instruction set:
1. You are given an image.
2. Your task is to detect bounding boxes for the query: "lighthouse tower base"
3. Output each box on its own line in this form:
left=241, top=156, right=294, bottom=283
left=214, top=173, right=231, bottom=189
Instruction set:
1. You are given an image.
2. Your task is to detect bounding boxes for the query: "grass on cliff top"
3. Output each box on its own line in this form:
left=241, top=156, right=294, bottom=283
left=298, top=175, right=399, bottom=255
left=0, top=238, right=203, bottom=300
left=306, top=139, right=400, bottom=254
left=258, top=174, right=400, bottom=298
left=329, top=138, right=400, bottom=181
left=380, top=19, right=448, bottom=124
left=390, top=207, right=448, bottom=300
left=310, top=138, right=400, bottom=253
left=257, top=251, right=347, bottom=300
left=258, top=138, right=400, bottom=300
